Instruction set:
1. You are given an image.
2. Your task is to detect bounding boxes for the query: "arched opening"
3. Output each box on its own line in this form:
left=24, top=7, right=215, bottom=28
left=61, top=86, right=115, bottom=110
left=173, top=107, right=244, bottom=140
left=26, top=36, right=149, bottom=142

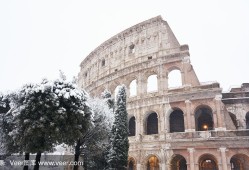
left=246, top=112, right=249, bottom=129
left=146, top=112, right=158, bottom=135
left=195, top=107, right=214, bottom=131
left=129, top=116, right=136, bottom=136
left=168, top=69, right=182, bottom=88
left=129, top=80, right=137, bottom=97
left=170, top=109, right=185, bottom=133
left=229, top=112, right=237, bottom=129
left=171, top=154, right=187, bottom=170
left=199, top=154, right=218, bottom=170
left=230, top=154, right=249, bottom=170
left=147, top=75, right=158, bottom=93
left=128, top=157, right=136, bottom=170
left=146, top=155, right=159, bottom=170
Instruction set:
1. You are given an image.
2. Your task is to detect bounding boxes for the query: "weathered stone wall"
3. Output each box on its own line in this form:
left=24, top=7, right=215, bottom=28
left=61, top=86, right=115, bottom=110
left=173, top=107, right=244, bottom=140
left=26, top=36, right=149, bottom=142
left=78, top=16, right=249, bottom=170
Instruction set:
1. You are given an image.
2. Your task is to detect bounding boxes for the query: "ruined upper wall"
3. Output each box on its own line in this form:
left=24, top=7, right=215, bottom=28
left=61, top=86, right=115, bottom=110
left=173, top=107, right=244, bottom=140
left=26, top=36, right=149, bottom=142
left=78, top=16, right=187, bottom=88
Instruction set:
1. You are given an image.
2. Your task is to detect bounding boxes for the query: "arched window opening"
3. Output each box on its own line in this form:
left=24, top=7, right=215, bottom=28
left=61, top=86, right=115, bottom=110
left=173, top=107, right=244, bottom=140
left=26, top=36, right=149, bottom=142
left=168, top=70, right=182, bottom=88
left=246, top=112, right=249, bottom=129
left=199, top=154, right=218, bottom=170
left=147, top=156, right=159, bottom=170
left=101, top=59, right=105, bottom=67
left=129, top=80, right=137, bottom=97
left=129, top=116, right=136, bottom=136
left=146, top=112, right=158, bottom=135
left=170, top=109, right=185, bottom=133
left=195, top=107, right=214, bottom=131
left=128, top=157, right=136, bottom=170
left=229, top=112, right=237, bottom=129
left=230, top=154, right=249, bottom=170
left=147, top=75, right=158, bottom=93
left=129, top=43, right=135, bottom=54
left=171, top=155, right=187, bottom=170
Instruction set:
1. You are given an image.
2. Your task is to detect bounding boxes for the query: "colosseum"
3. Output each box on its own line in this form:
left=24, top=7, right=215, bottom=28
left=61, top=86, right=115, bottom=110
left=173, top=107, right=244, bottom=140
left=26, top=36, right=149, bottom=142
left=78, top=16, right=249, bottom=170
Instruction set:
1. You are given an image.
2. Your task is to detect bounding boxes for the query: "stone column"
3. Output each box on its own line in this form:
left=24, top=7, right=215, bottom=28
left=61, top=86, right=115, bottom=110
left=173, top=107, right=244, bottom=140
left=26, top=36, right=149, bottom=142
left=137, top=163, right=141, bottom=170
left=187, top=148, right=195, bottom=170
left=215, top=95, right=225, bottom=130
left=219, top=147, right=228, bottom=170
left=137, top=75, right=146, bottom=97
left=185, top=100, right=193, bottom=131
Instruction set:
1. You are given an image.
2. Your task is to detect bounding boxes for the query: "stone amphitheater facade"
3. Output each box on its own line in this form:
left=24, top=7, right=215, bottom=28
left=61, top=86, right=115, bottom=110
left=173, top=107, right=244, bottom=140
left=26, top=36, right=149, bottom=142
left=78, top=16, right=249, bottom=170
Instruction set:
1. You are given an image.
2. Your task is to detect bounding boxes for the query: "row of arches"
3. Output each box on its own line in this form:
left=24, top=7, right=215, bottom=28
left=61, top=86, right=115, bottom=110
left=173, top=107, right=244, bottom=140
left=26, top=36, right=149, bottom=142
left=128, top=106, right=214, bottom=136
left=128, top=153, right=249, bottom=170
left=128, top=70, right=182, bottom=97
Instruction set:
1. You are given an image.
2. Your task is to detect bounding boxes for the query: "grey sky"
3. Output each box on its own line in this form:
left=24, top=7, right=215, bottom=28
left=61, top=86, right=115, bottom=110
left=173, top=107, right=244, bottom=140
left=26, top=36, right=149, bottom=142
left=0, top=0, right=248, bottom=93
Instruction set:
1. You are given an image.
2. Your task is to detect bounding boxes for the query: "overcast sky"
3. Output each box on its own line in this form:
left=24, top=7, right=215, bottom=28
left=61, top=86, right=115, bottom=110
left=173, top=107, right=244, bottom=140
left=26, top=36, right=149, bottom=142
left=0, top=0, right=248, bottom=93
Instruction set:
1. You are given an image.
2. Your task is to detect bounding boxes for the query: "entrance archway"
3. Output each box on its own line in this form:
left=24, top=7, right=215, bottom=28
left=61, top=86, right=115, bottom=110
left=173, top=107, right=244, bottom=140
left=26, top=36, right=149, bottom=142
left=146, top=155, right=159, bottom=170
left=199, top=154, right=218, bottom=170
left=171, top=154, right=187, bottom=170
left=230, top=154, right=249, bottom=170
left=195, top=106, right=214, bottom=131
left=128, top=157, right=136, bottom=170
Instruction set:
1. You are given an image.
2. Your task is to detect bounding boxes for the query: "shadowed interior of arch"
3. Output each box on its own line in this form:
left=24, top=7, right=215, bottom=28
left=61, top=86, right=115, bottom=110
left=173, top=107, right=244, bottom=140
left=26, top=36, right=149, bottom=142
left=146, top=112, right=158, bottom=135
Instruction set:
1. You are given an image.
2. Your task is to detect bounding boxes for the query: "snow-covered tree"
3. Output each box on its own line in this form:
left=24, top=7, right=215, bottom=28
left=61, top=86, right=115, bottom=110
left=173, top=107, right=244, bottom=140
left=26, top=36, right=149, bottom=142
left=107, top=85, right=129, bottom=170
left=79, top=97, right=114, bottom=170
left=101, top=89, right=114, bottom=111
left=0, top=93, right=10, bottom=154
left=2, top=77, right=91, bottom=170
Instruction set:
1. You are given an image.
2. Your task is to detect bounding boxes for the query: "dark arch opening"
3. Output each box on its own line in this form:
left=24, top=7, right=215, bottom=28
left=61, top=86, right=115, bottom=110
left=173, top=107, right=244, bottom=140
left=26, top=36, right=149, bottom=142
left=146, top=112, right=158, bottom=135
left=170, top=109, right=185, bottom=133
left=129, top=116, right=136, bottom=136
left=246, top=112, right=249, bottom=129
left=195, top=107, right=214, bottom=131
left=128, top=157, right=135, bottom=170
left=171, top=154, right=187, bottom=170
left=199, top=154, right=218, bottom=170
left=230, top=154, right=249, bottom=170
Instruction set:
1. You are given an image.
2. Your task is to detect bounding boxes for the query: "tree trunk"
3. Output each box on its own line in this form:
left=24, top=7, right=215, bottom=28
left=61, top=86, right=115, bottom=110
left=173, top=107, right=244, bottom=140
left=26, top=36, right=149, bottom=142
left=23, top=152, right=29, bottom=170
left=74, top=139, right=81, bottom=170
left=34, top=151, right=41, bottom=170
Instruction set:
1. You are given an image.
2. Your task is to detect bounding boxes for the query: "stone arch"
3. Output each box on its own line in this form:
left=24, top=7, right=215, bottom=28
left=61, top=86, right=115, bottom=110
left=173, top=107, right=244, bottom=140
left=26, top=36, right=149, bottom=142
left=167, top=67, right=182, bottom=88
left=194, top=105, right=214, bottom=131
left=128, top=156, right=136, bottom=170
left=198, top=154, right=219, bottom=170
left=144, top=154, right=160, bottom=170
left=169, top=108, right=185, bottom=133
left=170, top=154, right=187, bottom=170
left=129, top=116, right=136, bottom=136
left=147, top=74, right=158, bottom=93
left=109, top=81, right=121, bottom=94
left=230, top=153, right=249, bottom=169
left=246, top=112, right=249, bottom=129
left=145, top=111, right=159, bottom=135
left=129, top=79, right=137, bottom=97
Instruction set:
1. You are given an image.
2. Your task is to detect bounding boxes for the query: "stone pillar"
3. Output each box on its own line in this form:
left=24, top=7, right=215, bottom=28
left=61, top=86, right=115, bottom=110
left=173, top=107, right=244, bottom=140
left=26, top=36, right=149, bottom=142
left=187, top=148, right=195, bottom=170
left=219, top=147, right=228, bottom=170
left=160, top=163, right=166, bottom=170
left=215, top=95, right=225, bottom=130
left=137, top=163, right=141, bottom=170
left=137, top=75, right=146, bottom=97
left=185, top=100, right=194, bottom=131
